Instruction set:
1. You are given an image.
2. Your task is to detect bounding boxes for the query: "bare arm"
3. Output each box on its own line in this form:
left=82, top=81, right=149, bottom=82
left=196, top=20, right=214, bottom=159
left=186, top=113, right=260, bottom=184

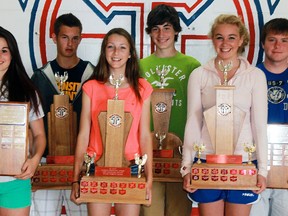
left=15, top=118, right=46, bottom=179
left=139, top=95, right=153, bottom=204
left=182, top=70, right=202, bottom=192
left=70, top=92, right=91, bottom=203
left=251, top=68, right=268, bottom=193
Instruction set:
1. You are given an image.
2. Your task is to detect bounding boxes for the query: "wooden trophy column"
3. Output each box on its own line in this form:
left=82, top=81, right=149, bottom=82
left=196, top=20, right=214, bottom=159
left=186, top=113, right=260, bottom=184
left=48, top=95, right=77, bottom=158
left=32, top=72, right=75, bottom=189
left=151, top=69, right=182, bottom=182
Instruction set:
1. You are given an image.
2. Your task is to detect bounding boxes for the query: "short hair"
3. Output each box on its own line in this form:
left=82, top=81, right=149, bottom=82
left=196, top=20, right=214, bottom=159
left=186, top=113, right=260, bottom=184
left=145, top=4, right=182, bottom=41
left=260, top=18, right=288, bottom=44
left=54, top=13, right=82, bottom=36
left=209, top=14, right=249, bottom=54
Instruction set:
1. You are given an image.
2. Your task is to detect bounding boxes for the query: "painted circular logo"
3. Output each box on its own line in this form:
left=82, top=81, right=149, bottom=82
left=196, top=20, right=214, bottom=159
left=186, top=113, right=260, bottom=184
left=55, top=106, right=69, bottom=119
left=267, top=86, right=286, bottom=104
left=218, top=103, right=231, bottom=116
left=155, top=102, right=167, bottom=114
left=109, top=114, right=122, bottom=127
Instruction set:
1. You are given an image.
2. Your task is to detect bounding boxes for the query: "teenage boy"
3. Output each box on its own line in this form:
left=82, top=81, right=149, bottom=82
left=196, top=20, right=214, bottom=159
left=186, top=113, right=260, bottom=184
left=140, top=4, right=201, bottom=216
left=30, top=13, right=94, bottom=216
left=250, top=18, right=288, bottom=216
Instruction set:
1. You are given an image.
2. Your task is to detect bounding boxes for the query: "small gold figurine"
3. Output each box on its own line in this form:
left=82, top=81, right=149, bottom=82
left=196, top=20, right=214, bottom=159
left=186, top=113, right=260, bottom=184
left=243, top=143, right=256, bottom=164
left=84, top=153, right=95, bottom=176
left=55, top=71, right=68, bottom=95
left=109, top=73, right=124, bottom=100
left=156, top=67, right=168, bottom=89
left=218, top=60, right=232, bottom=86
left=155, top=132, right=166, bottom=150
left=193, top=143, right=206, bottom=164
left=134, top=153, right=147, bottom=178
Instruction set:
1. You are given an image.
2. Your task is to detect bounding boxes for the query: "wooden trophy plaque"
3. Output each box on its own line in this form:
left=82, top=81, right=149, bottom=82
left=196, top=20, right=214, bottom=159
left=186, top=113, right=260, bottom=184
left=190, top=64, right=258, bottom=190
left=152, top=131, right=182, bottom=181
left=151, top=86, right=182, bottom=181
left=32, top=73, right=76, bottom=189
left=48, top=94, right=77, bottom=157
left=32, top=164, right=74, bottom=190
left=79, top=75, right=148, bottom=204
left=0, top=102, right=29, bottom=176
left=151, top=88, right=175, bottom=157
left=32, top=95, right=76, bottom=189
left=266, top=124, right=288, bottom=188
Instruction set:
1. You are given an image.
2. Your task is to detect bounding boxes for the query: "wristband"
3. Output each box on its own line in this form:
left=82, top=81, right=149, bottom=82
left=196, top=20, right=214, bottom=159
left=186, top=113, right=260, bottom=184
left=180, top=165, right=191, bottom=177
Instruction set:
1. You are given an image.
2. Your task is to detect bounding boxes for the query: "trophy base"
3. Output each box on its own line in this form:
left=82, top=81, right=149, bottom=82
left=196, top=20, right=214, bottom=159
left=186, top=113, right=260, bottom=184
left=32, top=164, right=73, bottom=190
left=78, top=176, right=149, bottom=204
left=153, top=158, right=182, bottom=182
left=190, top=163, right=258, bottom=190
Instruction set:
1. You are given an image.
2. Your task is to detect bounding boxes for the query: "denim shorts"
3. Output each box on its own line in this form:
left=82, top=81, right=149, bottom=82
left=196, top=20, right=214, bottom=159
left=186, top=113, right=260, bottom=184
left=0, top=179, right=31, bottom=208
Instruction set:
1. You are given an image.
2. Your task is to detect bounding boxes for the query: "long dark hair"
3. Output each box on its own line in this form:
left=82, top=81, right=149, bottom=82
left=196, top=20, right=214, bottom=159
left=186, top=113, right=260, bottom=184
left=89, top=28, right=142, bottom=101
left=0, top=26, right=42, bottom=114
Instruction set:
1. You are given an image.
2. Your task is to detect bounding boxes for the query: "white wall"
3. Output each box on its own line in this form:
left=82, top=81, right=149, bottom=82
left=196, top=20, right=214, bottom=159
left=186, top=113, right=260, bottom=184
left=1, top=0, right=287, bottom=76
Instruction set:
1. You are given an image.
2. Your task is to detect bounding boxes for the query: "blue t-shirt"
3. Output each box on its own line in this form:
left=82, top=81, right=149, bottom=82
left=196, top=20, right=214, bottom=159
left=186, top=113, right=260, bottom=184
left=257, top=63, right=288, bottom=123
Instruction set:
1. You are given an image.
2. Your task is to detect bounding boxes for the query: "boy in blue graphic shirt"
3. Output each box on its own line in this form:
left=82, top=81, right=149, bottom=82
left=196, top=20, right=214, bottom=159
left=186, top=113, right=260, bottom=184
left=250, top=18, right=288, bottom=216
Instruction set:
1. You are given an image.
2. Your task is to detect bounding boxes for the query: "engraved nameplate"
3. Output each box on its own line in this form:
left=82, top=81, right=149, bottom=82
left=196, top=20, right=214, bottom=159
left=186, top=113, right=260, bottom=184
left=95, top=167, right=131, bottom=177
left=206, top=154, right=242, bottom=164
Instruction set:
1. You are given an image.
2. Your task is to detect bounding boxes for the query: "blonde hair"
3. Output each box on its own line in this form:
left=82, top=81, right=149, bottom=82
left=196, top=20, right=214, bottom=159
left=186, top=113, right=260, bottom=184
left=209, top=14, right=249, bottom=54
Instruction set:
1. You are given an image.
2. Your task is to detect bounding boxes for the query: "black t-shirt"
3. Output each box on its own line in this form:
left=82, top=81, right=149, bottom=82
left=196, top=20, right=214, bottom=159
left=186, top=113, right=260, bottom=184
left=50, top=59, right=86, bottom=102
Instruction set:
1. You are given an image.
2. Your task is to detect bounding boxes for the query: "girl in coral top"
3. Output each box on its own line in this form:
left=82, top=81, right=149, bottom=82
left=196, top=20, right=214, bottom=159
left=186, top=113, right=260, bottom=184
left=71, top=28, right=153, bottom=216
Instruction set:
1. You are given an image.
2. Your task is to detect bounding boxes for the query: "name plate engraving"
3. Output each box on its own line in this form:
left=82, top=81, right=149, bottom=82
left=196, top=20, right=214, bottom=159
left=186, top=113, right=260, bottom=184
left=95, top=167, right=131, bottom=177
left=206, top=155, right=242, bottom=164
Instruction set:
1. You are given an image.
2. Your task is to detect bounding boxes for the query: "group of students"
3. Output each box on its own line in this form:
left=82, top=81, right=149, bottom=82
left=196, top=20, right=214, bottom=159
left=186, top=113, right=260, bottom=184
left=0, top=3, right=287, bottom=216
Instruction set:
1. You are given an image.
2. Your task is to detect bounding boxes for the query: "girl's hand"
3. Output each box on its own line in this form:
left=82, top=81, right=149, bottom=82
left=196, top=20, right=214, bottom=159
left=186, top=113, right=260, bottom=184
left=70, top=181, right=81, bottom=205
left=252, top=174, right=266, bottom=194
left=183, top=173, right=197, bottom=193
left=14, top=157, right=39, bottom=179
